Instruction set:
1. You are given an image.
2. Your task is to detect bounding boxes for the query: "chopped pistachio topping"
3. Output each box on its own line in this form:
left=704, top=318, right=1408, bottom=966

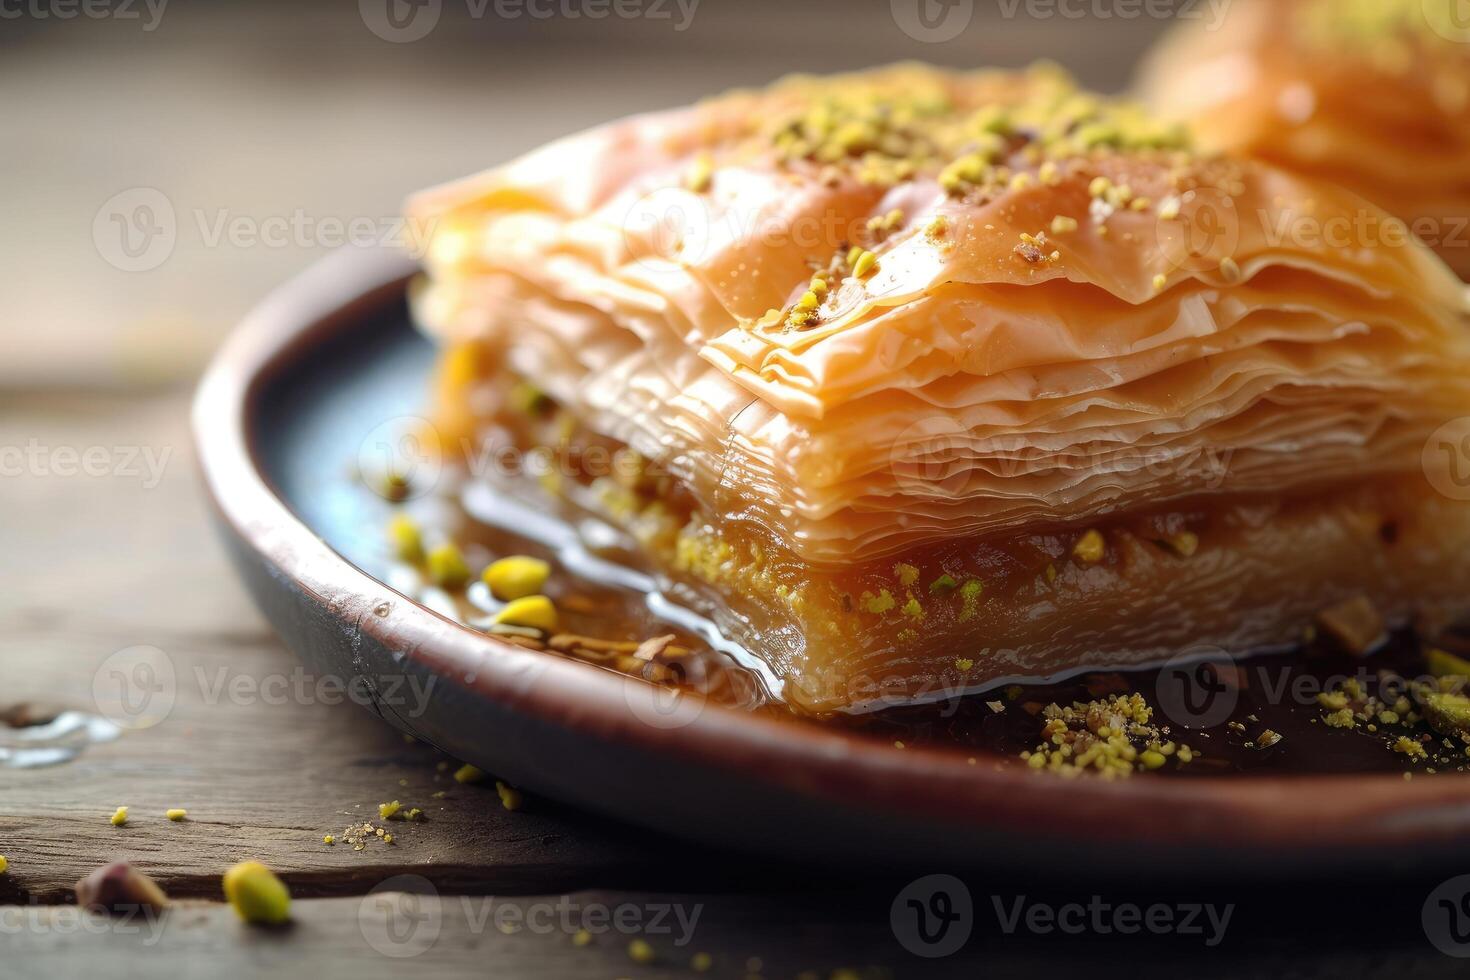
left=165, top=808, right=187, bottom=822
left=495, top=780, right=523, bottom=811
left=1049, top=214, right=1078, bottom=235
left=851, top=249, right=879, bottom=278
left=1418, top=690, right=1470, bottom=740
left=1393, top=735, right=1429, bottom=760
left=493, top=595, right=559, bottom=632
left=1072, top=529, right=1105, bottom=563
left=1014, top=231, right=1058, bottom=265
left=685, top=152, right=714, bottom=193
left=388, top=513, right=424, bottom=563
left=453, top=763, right=486, bottom=784
left=1022, top=692, right=1196, bottom=779
left=378, top=800, right=402, bottom=821
left=761, top=65, right=1188, bottom=195
left=928, top=573, right=959, bottom=593
left=483, top=555, right=552, bottom=601
left=426, top=543, right=471, bottom=589
left=1160, top=530, right=1198, bottom=556
left=862, top=589, right=896, bottom=614
left=1428, top=647, right=1470, bottom=679
left=223, top=861, right=291, bottom=926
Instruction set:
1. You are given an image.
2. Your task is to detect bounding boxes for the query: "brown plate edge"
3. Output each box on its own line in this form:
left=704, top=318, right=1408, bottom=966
left=191, top=243, right=1470, bottom=876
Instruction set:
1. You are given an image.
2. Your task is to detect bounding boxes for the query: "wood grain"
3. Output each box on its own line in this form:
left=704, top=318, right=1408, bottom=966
left=4, top=391, right=1465, bottom=978
left=0, top=390, right=741, bottom=906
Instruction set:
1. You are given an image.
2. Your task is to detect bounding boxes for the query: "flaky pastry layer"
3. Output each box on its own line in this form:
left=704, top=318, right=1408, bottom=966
left=410, top=63, right=1470, bottom=568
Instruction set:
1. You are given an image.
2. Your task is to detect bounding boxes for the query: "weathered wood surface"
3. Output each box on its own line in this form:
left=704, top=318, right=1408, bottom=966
left=0, top=390, right=743, bottom=906
left=4, top=396, right=1467, bottom=979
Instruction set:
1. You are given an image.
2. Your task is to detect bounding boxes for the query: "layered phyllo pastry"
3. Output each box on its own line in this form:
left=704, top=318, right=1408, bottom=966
left=408, top=63, right=1470, bottom=713
left=1140, top=0, right=1470, bottom=278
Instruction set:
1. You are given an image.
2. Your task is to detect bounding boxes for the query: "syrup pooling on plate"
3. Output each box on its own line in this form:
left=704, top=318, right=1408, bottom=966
left=363, top=455, right=1470, bottom=780
left=376, top=466, right=777, bottom=715
left=409, top=62, right=1470, bottom=713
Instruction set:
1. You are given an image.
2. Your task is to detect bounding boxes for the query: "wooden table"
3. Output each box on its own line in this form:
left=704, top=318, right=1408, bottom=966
left=3, top=7, right=1467, bottom=975
left=6, top=389, right=1468, bottom=979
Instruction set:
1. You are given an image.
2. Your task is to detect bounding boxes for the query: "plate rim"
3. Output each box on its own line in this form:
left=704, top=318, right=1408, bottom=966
left=193, top=243, right=1470, bottom=865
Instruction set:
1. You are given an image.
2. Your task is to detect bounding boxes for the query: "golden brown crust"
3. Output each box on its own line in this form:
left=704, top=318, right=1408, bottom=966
left=1140, top=0, right=1470, bottom=278
left=409, top=63, right=1470, bottom=567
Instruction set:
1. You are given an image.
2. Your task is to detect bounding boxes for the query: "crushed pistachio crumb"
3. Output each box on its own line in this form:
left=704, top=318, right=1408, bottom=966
left=426, top=543, right=471, bottom=589
left=109, top=806, right=128, bottom=827
left=1394, top=735, right=1428, bottom=760
left=1072, top=529, right=1105, bottom=563
left=685, top=152, right=714, bottom=193
left=165, top=808, right=187, bottom=822
left=495, top=781, right=523, bottom=811
left=482, top=555, right=551, bottom=601
left=388, top=513, right=423, bottom=563
left=453, top=764, right=486, bottom=784
left=1049, top=214, right=1078, bottom=235
left=323, top=835, right=335, bottom=845
left=223, top=861, right=291, bottom=926
left=1021, top=692, right=1195, bottom=779
left=628, top=938, right=656, bottom=964
left=378, top=801, right=401, bottom=821
left=493, top=595, right=559, bottom=632
left=862, top=589, right=896, bottom=614
left=929, top=573, right=959, bottom=593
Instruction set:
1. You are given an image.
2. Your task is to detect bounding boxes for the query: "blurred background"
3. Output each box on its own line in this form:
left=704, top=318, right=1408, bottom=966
left=1, top=0, right=1183, bottom=389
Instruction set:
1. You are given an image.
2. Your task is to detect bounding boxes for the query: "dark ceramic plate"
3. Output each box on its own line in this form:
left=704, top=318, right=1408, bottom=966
left=195, top=245, right=1470, bottom=877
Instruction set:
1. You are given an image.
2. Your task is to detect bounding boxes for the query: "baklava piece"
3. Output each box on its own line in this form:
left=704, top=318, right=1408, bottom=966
left=1140, top=0, right=1470, bottom=278
left=409, top=64, right=1470, bottom=713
